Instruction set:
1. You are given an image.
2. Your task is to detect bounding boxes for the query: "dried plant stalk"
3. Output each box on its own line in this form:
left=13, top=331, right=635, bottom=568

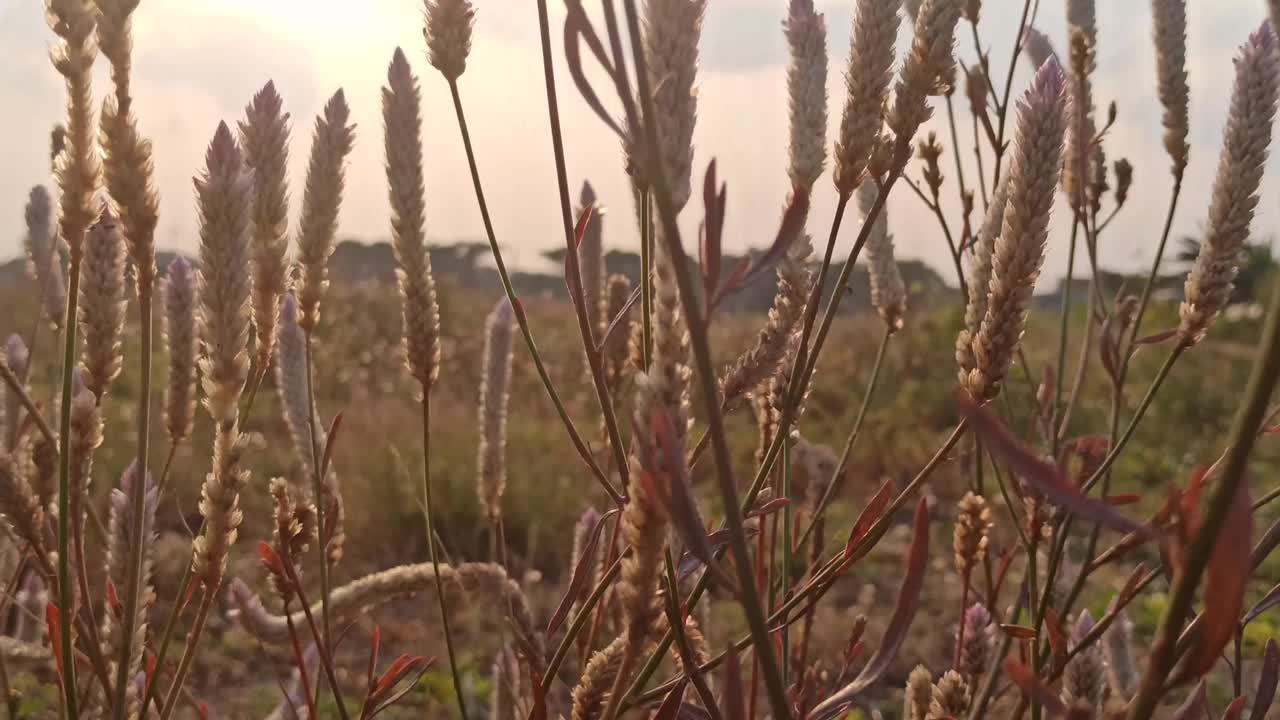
left=162, top=257, right=198, bottom=445
left=100, top=462, right=157, bottom=719
left=887, top=0, right=964, bottom=167
left=23, top=186, right=67, bottom=330
left=638, top=0, right=707, bottom=210
left=956, top=177, right=1009, bottom=380
left=1152, top=0, right=1190, bottom=176
left=48, top=0, right=102, bottom=260
left=834, top=0, right=901, bottom=194
left=78, top=206, right=127, bottom=400
left=786, top=0, right=829, bottom=190
left=858, top=180, right=906, bottom=331
left=424, top=0, right=476, bottom=81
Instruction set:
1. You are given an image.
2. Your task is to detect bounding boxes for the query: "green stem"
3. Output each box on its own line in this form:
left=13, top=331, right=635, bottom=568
left=302, top=335, right=332, bottom=664
left=540, top=550, right=627, bottom=695
left=781, top=438, right=792, bottom=686
left=157, top=591, right=214, bottom=720
left=56, top=252, right=81, bottom=719
left=1126, top=175, right=1183, bottom=351
left=421, top=393, right=469, bottom=720
left=445, top=78, right=623, bottom=505
left=1054, top=219, right=1080, bottom=449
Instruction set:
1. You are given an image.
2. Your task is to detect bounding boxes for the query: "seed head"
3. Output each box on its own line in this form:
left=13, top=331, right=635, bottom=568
left=887, top=0, right=964, bottom=167
left=424, top=0, right=475, bottom=81
left=79, top=204, right=127, bottom=400
left=1179, top=23, right=1280, bottom=345
left=953, top=491, right=991, bottom=576
left=905, top=665, right=933, bottom=720
left=858, top=180, right=906, bottom=332
left=928, top=669, right=971, bottom=720
left=477, top=298, right=515, bottom=524
left=1151, top=0, right=1189, bottom=176
left=163, top=257, right=198, bottom=445
left=833, top=0, right=902, bottom=194
left=785, top=0, right=829, bottom=190
left=24, top=186, right=67, bottom=330
left=295, top=90, right=356, bottom=334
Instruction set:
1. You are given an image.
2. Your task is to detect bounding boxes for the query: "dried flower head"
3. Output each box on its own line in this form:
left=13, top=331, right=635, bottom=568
left=240, top=80, right=292, bottom=376
left=905, top=664, right=933, bottom=720
left=1103, top=608, right=1137, bottom=700
left=2, top=336, right=30, bottom=452
left=0, top=453, right=45, bottom=558
left=603, top=274, right=634, bottom=395
left=640, top=0, right=707, bottom=211
left=195, top=122, right=254, bottom=426
left=1063, top=28, right=1099, bottom=213
left=1179, top=23, right=1280, bottom=345
left=953, top=491, right=991, bottom=575
left=24, top=186, right=68, bottom=330
left=295, top=89, right=356, bottom=334
left=101, top=461, right=157, bottom=718
left=47, top=0, right=102, bottom=260
left=785, top=0, right=829, bottom=190
left=79, top=204, right=127, bottom=400
left=1062, top=610, right=1105, bottom=713
left=424, top=0, right=475, bottom=81
left=162, top=257, right=198, bottom=444
left=858, top=180, right=906, bottom=332
left=833, top=0, right=901, bottom=194
left=962, top=60, right=1068, bottom=402
left=928, top=669, right=971, bottom=719
left=956, top=177, right=1009, bottom=381
left=887, top=0, right=964, bottom=166
left=477, top=298, right=515, bottom=525
left=1113, top=158, right=1133, bottom=207
left=1151, top=0, right=1189, bottom=176
left=383, top=48, right=442, bottom=389
left=957, top=604, right=993, bottom=681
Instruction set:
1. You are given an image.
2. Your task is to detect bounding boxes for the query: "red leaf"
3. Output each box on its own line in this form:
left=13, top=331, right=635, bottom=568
left=643, top=406, right=723, bottom=587
left=653, top=679, right=688, bottom=720
left=1250, top=639, right=1278, bottom=720
left=1184, top=479, right=1252, bottom=678
left=546, top=508, right=618, bottom=636
left=1103, top=494, right=1142, bottom=506
left=999, top=624, right=1037, bottom=640
left=45, top=602, right=64, bottom=680
left=1004, top=658, right=1066, bottom=717
left=106, top=580, right=122, bottom=618
left=842, top=478, right=893, bottom=560
left=746, top=497, right=791, bottom=519
left=197, top=702, right=209, bottom=720
left=809, top=498, right=929, bottom=720
left=367, top=625, right=381, bottom=689
left=721, top=644, right=744, bottom=720
left=1222, top=697, right=1247, bottom=720
left=700, top=161, right=726, bottom=311
left=713, top=186, right=810, bottom=307
left=956, top=392, right=1146, bottom=536
left=1044, top=608, right=1067, bottom=670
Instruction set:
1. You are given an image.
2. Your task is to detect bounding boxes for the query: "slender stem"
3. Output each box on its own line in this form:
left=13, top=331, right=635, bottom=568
left=662, top=553, right=722, bottom=720
left=990, top=0, right=1035, bottom=195
left=1081, top=345, right=1184, bottom=494
left=56, top=252, right=81, bottom=719
left=1054, top=219, right=1080, bottom=447
left=781, top=438, right=793, bottom=686
left=279, top=560, right=350, bottom=720
left=302, top=335, right=333, bottom=660
left=420, top=393, right=468, bottom=720
left=157, top=591, right=214, bottom=720
left=1125, top=176, right=1184, bottom=357
left=114, top=283, right=153, bottom=720
left=1129, top=277, right=1280, bottom=720
left=619, top=0, right=788, bottom=714
left=155, top=442, right=179, bottom=498
left=446, top=78, right=623, bottom=504
left=140, top=560, right=195, bottom=719
left=795, top=327, right=891, bottom=551
left=640, top=189, right=654, bottom=371
left=534, top=0, right=632, bottom=488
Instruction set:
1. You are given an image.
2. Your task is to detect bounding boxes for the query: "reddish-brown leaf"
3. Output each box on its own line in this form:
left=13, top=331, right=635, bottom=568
left=646, top=406, right=722, bottom=585
left=1250, top=639, right=1279, bottom=720
left=562, top=1, right=624, bottom=138
left=1221, top=697, right=1248, bottom=720
left=842, top=478, right=893, bottom=560
left=1004, top=658, right=1066, bottom=717
left=1244, top=582, right=1280, bottom=626
left=956, top=392, right=1146, bottom=535
left=700, top=161, right=726, bottom=311
left=1184, top=479, right=1252, bottom=678
left=809, top=498, right=929, bottom=720
left=1044, top=607, right=1067, bottom=670
left=653, top=679, right=689, bottom=720
left=527, top=667, right=548, bottom=720
left=999, top=624, right=1037, bottom=640
left=547, top=507, right=618, bottom=636
left=367, top=625, right=382, bottom=689
left=721, top=644, right=745, bottom=720
left=45, top=602, right=63, bottom=680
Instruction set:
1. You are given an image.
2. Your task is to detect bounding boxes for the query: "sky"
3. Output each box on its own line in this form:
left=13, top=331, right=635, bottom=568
left=0, top=0, right=1276, bottom=288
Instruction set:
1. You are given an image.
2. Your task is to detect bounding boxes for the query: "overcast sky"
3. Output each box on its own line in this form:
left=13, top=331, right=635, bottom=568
left=1, top=0, right=1276, bottom=286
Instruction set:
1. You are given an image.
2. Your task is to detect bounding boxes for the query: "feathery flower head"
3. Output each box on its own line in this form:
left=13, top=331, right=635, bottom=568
left=424, top=0, right=475, bottom=81
left=833, top=0, right=901, bottom=194
left=163, top=257, right=198, bottom=444
left=296, top=89, right=356, bottom=334
left=383, top=48, right=441, bottom=388
left=858, top=180, right=906, bottom=331
left=958, top=604, right=993, bottom=681
left=1063, top=609, right=1105, bottom=711
left=24, top=185, right=68, bottom=329
left=1022, top=27, right=1059, bottom=72
left=2, top=336, right=30, bottom=451
left=640, top=0, right=707, bottom=211
left=195, top=121, right=254, bottom=426
left=953, top=491, right=991, bottom=575
left=1178, top=22, right=1279, bottom=345
left=1151, top=0, right=1189, bottom=176
left=929, top=669, right=971, bottom=720
left=240, top=80, right=292, bottom=375
left=956, top=176, right=1009, bottom=381
left=962, top=59, right=1067, bottom=402
left=905, top=665, right=933, bottom=720
left=785, top=0, right=829, bottom=190
left=887, top=0, right=964, bottom=167
left=576, top=181, right=607, bottom=337
left=477, top=297, right=515, bottom=524
left=79, top=203, right=127, bottom=400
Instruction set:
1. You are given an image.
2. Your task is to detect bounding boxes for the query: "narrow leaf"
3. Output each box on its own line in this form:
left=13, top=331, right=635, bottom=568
left=1250, top=639, right=1279, bottom=720
left=1243, top=582, right=1280, bottom=626
left=721, top=644, right=745, bottom=720
left=999, top=624, right=1038, bottom=640
left=1221, top=697, right=1247, bottom=720
left=653, top=679, right=689, bottom=720
left=1004, top=658, right=1066, bottom=717
left=956, top=392, right=1146, bottom=535
left=843, top=478, right=894, bottom=559
left=547, top=507, right=618, bottom=636
left=809, top=498, right=929, bottom=720
left=1184, top=479, right=1252, bottom=678
left=562, top=2, right=624, bottom=138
